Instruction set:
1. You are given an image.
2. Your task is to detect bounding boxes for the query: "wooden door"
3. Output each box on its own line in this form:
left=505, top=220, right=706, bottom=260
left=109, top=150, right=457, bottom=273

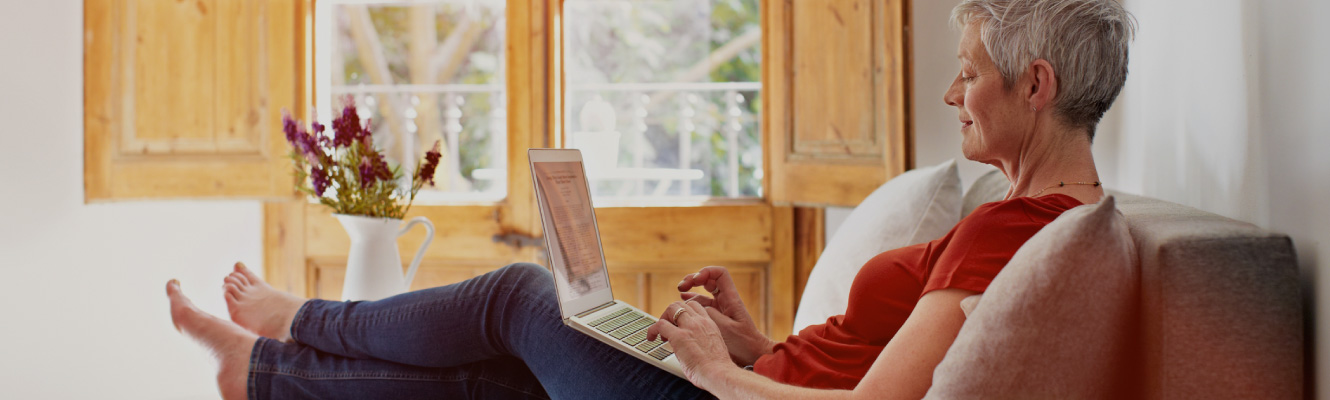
left=84, top=0, right=303, bottom=201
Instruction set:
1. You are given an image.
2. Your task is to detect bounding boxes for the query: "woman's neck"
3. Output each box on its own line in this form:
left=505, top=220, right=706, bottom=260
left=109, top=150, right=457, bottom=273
left=998, top=131, right=1103, bottom=205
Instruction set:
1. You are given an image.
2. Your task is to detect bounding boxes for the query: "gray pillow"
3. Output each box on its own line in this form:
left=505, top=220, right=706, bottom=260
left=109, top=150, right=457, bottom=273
left=925, top=196, right=1138, bottom=399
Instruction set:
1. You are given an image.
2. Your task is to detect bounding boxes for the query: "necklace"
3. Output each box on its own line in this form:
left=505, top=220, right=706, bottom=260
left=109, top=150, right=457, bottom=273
left=1031, top=180, right=1101, bottom=197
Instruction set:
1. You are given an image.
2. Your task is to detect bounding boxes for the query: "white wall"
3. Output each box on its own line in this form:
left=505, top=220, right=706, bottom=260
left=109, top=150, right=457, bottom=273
left=0, top=1, right=263, bottom=398
left=903, top=0, right=1330, bottom=398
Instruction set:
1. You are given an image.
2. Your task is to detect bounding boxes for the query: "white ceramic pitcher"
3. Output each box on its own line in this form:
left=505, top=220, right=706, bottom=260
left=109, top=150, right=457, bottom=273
left=334, top=214, right=434, bottom=301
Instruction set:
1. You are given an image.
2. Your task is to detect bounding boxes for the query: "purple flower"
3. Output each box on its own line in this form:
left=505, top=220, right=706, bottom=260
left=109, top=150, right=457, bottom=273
left=358, top=150, right=395, bottom=188
left=330, top=97, right=364, bottom=148
left=360, top=118, right=375, bottom=146
left=310, top=166, right=330, bottom=197
left=282, top=111, right=300, bottom=145
left=418, top=141, right=442, bottom=186
left=297, top=131, right=321, bottom=165
left=282, top=111, right=325, bottom=165
left=358, top=158, right=376, bottom=188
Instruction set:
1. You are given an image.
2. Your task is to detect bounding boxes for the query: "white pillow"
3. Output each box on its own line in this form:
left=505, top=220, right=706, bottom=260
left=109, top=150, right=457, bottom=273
left=925, top=196, right=1138, bottom=399
left=792, top=160, right=962, bottom=332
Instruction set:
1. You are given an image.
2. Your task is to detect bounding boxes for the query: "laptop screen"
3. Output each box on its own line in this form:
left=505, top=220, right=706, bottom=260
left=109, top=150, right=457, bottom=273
left=530, top=151, right=612, bottom=313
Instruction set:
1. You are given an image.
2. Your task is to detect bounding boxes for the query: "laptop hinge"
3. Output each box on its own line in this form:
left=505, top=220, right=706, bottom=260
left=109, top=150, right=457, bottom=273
left=574, top=301, right=618, bottom=319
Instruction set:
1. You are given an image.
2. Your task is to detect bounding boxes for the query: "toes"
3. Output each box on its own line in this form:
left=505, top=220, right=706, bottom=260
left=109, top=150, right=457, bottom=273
left=166, top=279, right=181, bottom=296
left=230, top=263, right=253, bottom=286
left=223, top=282, right=241, bottom=299
left=236, top=262, right=262, bottom=284
left=225, top=274, right=248, bottom=289
left=224, top=290, right=239, bottom=308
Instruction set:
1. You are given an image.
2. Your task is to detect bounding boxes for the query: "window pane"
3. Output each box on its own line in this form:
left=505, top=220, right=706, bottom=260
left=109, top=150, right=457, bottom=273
left=317, top=0, right=506, bottom=202
left=563, top=0, right=762, bottom=202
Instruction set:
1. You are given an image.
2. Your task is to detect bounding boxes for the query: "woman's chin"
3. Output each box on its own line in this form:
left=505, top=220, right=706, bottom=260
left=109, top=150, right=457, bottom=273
left=959, top=139, right=983, bottom=162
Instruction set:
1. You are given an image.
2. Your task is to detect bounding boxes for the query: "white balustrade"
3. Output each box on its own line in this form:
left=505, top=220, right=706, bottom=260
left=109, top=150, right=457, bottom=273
left=327, top=82, right=760, bottom=201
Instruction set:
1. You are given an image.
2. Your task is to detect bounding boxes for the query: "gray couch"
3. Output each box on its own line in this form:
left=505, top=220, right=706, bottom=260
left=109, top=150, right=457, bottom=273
left=963, top=170, right=1304, bottom=399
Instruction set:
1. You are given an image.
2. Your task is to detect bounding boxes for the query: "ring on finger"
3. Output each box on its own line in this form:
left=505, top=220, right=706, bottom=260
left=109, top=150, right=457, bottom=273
left=672, top=307, right=687, bottom=324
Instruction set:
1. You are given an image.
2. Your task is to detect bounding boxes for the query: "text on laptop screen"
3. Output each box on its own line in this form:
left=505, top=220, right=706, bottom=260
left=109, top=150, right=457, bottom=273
left=533, top=161, right=609, bottom=302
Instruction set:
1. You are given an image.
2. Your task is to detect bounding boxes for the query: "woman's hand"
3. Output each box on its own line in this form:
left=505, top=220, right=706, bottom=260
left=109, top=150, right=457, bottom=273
left=646, top=300, right=735, bottom=388
left=674, top=266, right=775, bottom=366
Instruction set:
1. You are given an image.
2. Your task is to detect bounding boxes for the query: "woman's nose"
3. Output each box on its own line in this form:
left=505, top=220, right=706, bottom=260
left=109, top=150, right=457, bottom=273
left=943, top=81, right=961, bottom=107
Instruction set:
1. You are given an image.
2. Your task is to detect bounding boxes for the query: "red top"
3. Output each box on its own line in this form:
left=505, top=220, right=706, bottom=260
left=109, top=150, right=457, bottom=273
left=753, top=194, right=1083, bottom=389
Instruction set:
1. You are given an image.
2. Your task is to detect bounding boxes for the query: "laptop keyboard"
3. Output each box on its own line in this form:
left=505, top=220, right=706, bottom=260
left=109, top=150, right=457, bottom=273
left=587, top=307, right=675, bottom=361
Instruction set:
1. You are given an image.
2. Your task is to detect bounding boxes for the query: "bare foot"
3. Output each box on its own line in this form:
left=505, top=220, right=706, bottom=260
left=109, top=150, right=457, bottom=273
left=223, top=262, right=307, bottom=342
left=167, top=279, right=254, bottom=400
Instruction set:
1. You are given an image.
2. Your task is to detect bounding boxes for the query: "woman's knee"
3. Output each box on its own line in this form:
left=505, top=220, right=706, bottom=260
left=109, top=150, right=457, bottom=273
left=496, top=263, right=554, bottom=292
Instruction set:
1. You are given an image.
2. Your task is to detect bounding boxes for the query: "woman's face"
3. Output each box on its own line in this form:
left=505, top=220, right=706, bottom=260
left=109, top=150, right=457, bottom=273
left=943, top=22, right=1032, bottom=165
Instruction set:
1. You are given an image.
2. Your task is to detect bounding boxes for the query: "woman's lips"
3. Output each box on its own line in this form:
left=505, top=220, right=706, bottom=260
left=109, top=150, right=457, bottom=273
left=961, top=121, right=973, bottom=130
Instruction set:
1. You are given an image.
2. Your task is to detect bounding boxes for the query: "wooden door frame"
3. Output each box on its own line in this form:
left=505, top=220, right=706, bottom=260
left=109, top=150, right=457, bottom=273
left=264, top=0, right=821, bottom=341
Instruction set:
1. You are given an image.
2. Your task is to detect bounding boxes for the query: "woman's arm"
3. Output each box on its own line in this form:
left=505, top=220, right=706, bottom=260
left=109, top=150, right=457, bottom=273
left=653, top=288, right=975, bottom=399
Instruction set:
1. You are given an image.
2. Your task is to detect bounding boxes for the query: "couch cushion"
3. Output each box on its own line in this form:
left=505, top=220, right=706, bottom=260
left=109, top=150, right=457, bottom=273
left=1113, top=192, right=1302, bottom=399
left=961, top=168, right=1008, bottom=217
left=793, top=160, right=962, bottom=332
left=926, top=196, right=1138, bottom=399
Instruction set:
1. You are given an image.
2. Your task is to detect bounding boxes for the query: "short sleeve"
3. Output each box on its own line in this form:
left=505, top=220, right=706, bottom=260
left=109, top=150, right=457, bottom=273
left=923, top=200, right=1048, bottom=296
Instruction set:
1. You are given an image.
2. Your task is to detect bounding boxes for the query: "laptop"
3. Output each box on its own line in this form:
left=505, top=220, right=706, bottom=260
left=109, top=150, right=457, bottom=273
left=528, top=148, right=685, bottom=378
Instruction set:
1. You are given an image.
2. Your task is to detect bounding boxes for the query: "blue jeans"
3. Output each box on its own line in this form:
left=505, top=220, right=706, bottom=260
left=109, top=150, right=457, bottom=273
left=246, top=263, right=714, bottom=400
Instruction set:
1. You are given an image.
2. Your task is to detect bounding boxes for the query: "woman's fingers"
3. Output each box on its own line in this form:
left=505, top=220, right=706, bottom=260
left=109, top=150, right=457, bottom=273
left=678, top=266, right=738, bottom=298
left=683, top=299, right=708, bottom=315
left=648, top=302, right=686, bottom=341
left=677, top=273, right=699, bottom=292
left=680, top=292, right=715, bottom=307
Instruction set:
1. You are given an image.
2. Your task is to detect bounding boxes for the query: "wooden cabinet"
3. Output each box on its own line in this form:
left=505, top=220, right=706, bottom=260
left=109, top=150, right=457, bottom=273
left=84, top=0, right=304, bottom=201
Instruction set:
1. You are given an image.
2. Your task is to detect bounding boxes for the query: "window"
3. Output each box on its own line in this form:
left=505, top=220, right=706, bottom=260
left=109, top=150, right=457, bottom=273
left=313, top=0, right=760, bottom=204
left=562, top=0, right=762, bottom=202
left=314, top=0, right=508, bottom=202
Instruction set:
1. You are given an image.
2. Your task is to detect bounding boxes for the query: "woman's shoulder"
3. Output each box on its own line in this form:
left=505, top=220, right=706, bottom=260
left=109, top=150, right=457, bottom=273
left=962, top=194, right=1083, bottom=227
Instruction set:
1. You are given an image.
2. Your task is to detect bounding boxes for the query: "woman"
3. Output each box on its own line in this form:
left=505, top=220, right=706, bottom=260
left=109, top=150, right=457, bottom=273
left=167, top=0, right=1135, bottom=398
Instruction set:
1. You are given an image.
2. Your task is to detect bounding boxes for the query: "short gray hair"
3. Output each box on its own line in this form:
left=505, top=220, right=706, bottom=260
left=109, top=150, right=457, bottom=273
left=952, top=0, right=1136, bottom=140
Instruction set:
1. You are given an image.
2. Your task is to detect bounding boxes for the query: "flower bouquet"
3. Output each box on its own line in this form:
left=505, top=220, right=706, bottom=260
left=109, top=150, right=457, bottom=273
left=282, top=97, right=441, bottom=301
left=282, top=97, right=441, bottom=219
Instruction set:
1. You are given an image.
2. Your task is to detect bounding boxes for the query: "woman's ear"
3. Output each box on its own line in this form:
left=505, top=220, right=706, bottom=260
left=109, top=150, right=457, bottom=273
left=1028, top=59, right=1058, bottom=111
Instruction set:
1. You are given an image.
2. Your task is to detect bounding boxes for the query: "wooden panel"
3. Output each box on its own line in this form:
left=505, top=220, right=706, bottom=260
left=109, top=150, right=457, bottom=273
left=304, top=204, right=531, bottom=262
left=310, top=258, right=508, bottom=300
left=84, top=0, right=300, bottom=201
left=307, top=259, right=769, bottom=334
left=767, top=206, right=796, bottom=340
left=792, top=207, right=825, bottom=314
left=765, top=0, right=913, bottom=207
left=791, top=0, right=878, bottom=156
left=214, top=0, right=266, bottom=153
left=504, top=0, right=547, bottom=241
left=595, top=205, right=773, bottom=263
left=646, top=267, right=763, bottom=322
left=609, top=272, right=648, bottom=309
left=264, top=201, right=308, bottom=296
